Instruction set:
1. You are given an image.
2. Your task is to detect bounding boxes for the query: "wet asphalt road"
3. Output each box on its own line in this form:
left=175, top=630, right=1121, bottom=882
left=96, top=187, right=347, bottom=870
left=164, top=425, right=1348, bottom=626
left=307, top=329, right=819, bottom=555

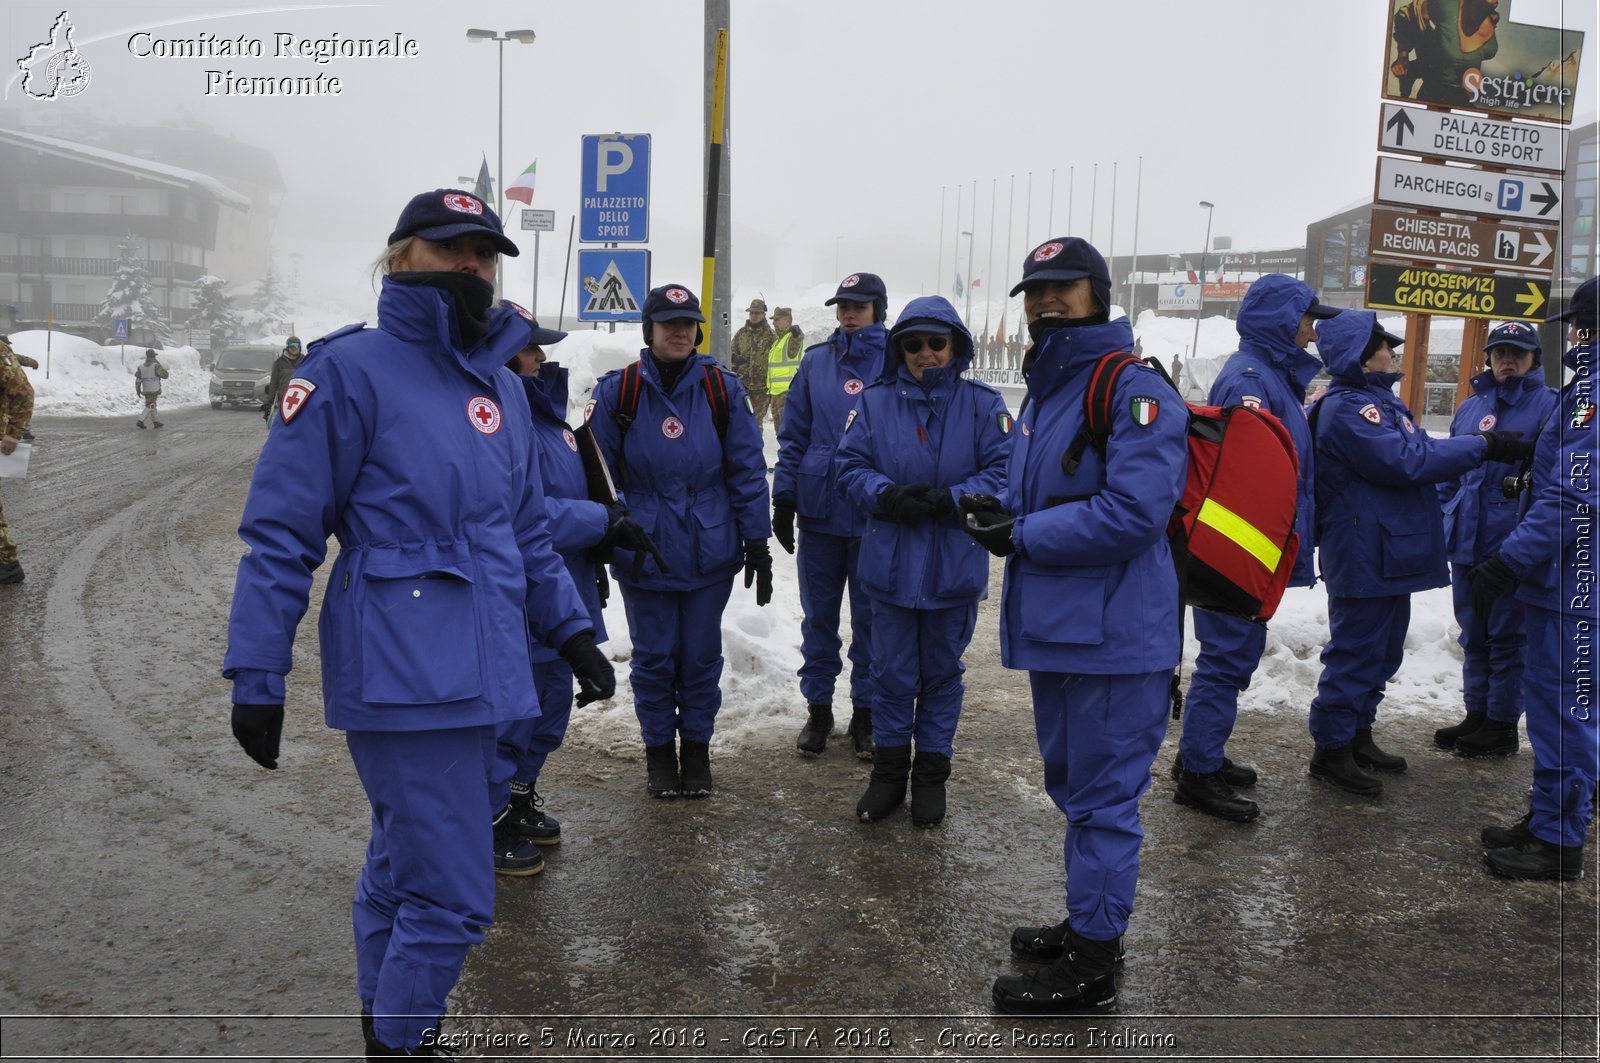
left=0, top=408, right=1594, bottom=1062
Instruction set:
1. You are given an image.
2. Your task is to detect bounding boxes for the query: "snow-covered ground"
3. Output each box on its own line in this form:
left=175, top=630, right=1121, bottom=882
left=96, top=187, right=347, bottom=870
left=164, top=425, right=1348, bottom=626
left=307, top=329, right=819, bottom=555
left=8, top=297, right=1467, bottom=756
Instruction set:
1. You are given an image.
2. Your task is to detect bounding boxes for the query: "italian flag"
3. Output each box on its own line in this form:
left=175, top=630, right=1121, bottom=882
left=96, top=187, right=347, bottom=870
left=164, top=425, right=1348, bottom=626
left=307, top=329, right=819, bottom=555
left=1131, top=396, right=1160, bottom=426
left=505, top=161, right=537, bottom=206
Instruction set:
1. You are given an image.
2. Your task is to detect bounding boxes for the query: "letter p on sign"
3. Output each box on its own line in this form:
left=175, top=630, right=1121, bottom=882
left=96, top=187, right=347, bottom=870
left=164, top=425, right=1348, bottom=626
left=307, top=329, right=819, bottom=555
left=598, top=140, right=633, bottom=192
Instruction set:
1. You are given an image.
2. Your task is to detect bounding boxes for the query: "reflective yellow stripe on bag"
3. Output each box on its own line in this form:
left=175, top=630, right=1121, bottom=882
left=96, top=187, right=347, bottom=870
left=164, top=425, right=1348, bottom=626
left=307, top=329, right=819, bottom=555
left=1195, top=498, right=1281, bottom=572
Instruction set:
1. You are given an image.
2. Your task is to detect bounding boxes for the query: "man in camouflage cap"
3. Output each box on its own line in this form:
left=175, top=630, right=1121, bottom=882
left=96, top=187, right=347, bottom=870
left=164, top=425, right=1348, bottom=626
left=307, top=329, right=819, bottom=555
left=0, top=334, right=34, bottom=583
left=731, top=297, right=776, bottom=428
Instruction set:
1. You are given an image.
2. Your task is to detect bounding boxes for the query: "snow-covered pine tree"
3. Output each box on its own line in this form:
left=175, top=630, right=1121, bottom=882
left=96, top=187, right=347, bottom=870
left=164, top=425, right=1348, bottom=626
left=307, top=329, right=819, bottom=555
left=190, top=274, right=239, bottom=344
left=95, top=234, right=171, bottom=340
left=251, top=258, right=291, bottom=334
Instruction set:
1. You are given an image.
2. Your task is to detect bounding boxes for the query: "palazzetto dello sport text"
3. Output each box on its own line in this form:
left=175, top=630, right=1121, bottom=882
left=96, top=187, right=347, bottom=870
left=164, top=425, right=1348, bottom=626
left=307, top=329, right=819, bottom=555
left=126, top=31, right=421, bottom=95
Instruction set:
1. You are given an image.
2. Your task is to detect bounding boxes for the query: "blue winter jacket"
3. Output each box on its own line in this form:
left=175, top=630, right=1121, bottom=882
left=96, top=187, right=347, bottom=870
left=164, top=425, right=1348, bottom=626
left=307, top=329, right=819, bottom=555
left=223, top=281, right=591, bottom=731
left=835, top=297, right=1010, bottom=609
left=585, top=351, right=771, bottom=591
left=1311, top=309, right=1487, bottom=598
left=773, top=323, right=886, bottom=536
left=1440, top=365, right=1557, bottom=565
left=1500, top=340, right=1598, bottom=617
left=1212, top=274, right=1324, bottom=588
left=522, top=363, right=609, bottom=662
left=999, top=317, right=1188, bottom=674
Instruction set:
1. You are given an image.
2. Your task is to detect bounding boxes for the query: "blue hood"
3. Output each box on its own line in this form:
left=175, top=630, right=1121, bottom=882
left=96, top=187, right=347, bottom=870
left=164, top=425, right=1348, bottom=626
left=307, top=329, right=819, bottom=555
left=882, top=295, right=974, bottom=386
left=520, top=360, right=571, bottom=422
left=1318, top=309, right=1387, bottom=386
left=1236, top=274, right=1324, bottom=392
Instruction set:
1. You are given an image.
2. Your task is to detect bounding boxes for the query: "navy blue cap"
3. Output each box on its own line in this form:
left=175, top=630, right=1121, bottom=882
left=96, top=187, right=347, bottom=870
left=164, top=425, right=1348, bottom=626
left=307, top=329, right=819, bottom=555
left=1374, top=324, right=1405, bottom=349
left=1551, top=276, right=1598, bottom=330
left=1303, top=298, right=1341, bottom=320
left=389, top=189, right=519, bottom=257
left=501, top=300, right=568, bottom=346
left=1485, top=320, right=1541, bottom=353
left=895, top=320, right=952, bottom=335
left=1009, top=237, right=1109, bottom=298
left=825, top=272, right=887, bottom=306
left=641, top=284, right=706, bottom=323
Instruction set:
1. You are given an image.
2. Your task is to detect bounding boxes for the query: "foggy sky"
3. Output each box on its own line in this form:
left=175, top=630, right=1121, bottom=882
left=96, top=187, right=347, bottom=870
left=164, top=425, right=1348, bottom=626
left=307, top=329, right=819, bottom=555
left=3, top=0, right=1596, bottom=315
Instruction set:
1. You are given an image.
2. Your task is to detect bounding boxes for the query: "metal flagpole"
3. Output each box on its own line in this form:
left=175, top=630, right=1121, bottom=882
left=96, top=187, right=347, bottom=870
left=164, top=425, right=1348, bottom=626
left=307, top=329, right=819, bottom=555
left=1108, top=161, right=1118, bottom=309
left=1129, top=156, right=1143, bottom=321
left=937, top=185, right=946, bottom=305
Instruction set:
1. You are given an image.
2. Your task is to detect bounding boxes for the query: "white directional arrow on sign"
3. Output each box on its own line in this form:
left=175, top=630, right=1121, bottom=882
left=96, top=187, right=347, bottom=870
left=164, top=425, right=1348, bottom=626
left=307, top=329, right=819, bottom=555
left=1525, top=229, right=1553, bottom=268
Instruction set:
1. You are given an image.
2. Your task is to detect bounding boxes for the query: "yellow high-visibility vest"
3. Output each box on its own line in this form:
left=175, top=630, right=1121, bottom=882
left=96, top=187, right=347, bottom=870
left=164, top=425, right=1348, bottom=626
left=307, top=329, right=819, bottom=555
left=766, top=332, right=804, bottom=396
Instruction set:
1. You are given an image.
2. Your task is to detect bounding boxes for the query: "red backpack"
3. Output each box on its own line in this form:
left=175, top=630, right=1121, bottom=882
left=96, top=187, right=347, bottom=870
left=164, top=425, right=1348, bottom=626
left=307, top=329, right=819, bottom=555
left=1065, top=352, right=1301, bottom=624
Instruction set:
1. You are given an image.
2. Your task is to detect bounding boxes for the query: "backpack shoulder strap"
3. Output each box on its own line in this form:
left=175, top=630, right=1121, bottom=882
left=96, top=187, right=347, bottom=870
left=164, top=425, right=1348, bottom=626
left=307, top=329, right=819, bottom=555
left=614, top=360, right=643, bottom=433
left=1063, top=350, right=1139, bottom=476
left=701, top=364, right=731, bottom=445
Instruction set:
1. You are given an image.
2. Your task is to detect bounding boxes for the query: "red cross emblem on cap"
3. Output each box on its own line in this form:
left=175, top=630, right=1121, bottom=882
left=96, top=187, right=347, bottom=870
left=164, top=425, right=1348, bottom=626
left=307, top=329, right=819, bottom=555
left=842, top=274, right=860, bottom=287
left=443, top=193, right=484, bottom=215
left=1034, top=241, right=1065, bottom=262
left=468, top=396, right=502, bottom=434
left=506, top=300, right=531, bottom=320
left=665, top=288, right=690, bottom=304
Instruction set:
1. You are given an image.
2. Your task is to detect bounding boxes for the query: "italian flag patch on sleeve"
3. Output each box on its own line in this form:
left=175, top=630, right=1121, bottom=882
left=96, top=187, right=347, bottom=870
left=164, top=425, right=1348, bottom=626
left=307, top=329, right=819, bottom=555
left=998, top=412, right=1013, bottom=434
left=1131, top=395, right=1160, bottom=426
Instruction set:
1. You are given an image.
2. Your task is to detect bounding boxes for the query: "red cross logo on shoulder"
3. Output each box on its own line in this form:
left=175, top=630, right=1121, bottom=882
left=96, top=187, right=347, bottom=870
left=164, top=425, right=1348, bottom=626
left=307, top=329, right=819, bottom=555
left=279, top=378, right=316, bottom=424
left=468, top=396, right=502, bottom=434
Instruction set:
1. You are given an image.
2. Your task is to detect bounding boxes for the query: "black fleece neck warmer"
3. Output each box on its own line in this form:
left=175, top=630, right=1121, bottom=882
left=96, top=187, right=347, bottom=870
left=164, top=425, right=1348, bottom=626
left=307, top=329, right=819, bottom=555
left=390, top=271, right=495, bottom=350
left=649, top=350, right=691, bottom=393
left=1026, top=309, right=1108, bottom=346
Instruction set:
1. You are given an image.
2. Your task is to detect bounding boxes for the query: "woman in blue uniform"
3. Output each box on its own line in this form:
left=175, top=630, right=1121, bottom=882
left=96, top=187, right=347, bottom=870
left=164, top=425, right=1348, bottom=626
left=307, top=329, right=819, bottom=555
left=964, top=237, right=1187, bottom=1016
left=584, top=284, right=772, bottom=800
left=1434, top=321, right=1557, bottom=757
left=491, top=306, right=659, bottom=874
left=835, top=295, right=1010, bottom=827
left=1308, top=310, right=1523, bottom=795
left=773, top=272, right=890, bottom=761
left=223, top=189, right=615, bottom=1058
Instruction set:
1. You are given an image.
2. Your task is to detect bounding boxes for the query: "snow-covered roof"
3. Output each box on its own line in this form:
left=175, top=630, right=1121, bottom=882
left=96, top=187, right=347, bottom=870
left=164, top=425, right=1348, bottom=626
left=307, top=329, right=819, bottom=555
left=0, top=126, right=250, bottom=210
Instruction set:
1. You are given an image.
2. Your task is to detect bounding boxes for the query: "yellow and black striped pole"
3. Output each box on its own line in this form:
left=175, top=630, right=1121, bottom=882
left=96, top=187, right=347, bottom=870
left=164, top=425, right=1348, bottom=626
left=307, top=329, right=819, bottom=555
left=698, top=27, right=728, bottom=353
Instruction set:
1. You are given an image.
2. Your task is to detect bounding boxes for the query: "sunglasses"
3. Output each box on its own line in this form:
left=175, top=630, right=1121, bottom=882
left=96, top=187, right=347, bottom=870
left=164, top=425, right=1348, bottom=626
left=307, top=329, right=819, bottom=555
left=900, top=335, right=949, bottom=355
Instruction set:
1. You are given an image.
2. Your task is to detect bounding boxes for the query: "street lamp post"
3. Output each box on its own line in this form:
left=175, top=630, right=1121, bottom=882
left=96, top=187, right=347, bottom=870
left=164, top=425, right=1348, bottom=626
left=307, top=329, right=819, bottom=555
left=466, top=26, right=537, bottom=301
left=1191, top=200, right=1215, bottom=369
left=961, top=230, right=975, bottom=328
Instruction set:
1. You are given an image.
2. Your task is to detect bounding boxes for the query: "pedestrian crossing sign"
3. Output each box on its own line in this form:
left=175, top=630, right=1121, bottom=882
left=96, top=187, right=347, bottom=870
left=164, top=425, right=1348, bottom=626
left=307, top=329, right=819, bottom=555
left=577, top=249, right=651, bottom=323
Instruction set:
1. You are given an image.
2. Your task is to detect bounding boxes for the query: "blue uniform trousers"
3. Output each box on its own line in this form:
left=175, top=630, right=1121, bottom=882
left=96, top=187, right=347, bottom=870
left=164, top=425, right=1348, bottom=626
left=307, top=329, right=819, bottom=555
left=1030, top=670, right=1170, bottom=941
left=867, top=600, right=976, bottom=755
left=621, top=577, right=735, bottom=745
left=1450, top=563, right=1528, bottom=724
left=491, top=659, right=574, bottom=811
left=1177, top=608, right=1268, bottom=773
left=346, top=727, right=496, bottom=1053
left=1523, top=606, right=1598, bottom=848
left=1310, top=595, right=1410, bottom=749
left=796, top=529, right=874, bottom=709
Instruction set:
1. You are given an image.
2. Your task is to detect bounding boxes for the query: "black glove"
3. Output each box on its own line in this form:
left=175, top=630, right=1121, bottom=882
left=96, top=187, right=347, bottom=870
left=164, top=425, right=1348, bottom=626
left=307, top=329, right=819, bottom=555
left=559, top=630, right=616, bottom=706
left=232, top=703, right=284, bottom=770
left=878, top=482, right=938, bottom=524
left=1481, top=430, right=1536, bottom=464
left=743, top=539, right=773, bottom=607
left=924, top=485, right=956, bottom=519
left=595, top=565, right=610, bottom=608
left=958, top=493, right=1016, bottom=557
left=1470, top=555, right=1518, bottom=616
left=601, top=504, right=670, bottom=581
left=773, top=498, right=797, bottom=555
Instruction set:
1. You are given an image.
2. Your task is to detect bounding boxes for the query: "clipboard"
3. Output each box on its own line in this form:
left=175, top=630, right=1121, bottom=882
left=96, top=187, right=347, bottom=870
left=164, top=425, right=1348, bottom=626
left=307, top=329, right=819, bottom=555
left=0, top=441, right=32, bottom=479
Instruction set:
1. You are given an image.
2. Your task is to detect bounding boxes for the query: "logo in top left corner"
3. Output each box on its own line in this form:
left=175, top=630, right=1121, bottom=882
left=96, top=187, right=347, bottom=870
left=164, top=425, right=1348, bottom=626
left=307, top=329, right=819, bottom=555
left=17, top=11, right=92, bottom=101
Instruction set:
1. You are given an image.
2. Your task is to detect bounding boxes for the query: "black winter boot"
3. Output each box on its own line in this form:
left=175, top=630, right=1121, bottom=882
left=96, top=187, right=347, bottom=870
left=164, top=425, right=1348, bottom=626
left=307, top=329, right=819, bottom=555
left=1351, top=728, right=1407, bottom=773
left=1174, top=769, right=1260, bottom=822
left=679, top=740, right=713, bottom=797
left=1434, top=710, right=1486, bottom=749
left=1482, top=809, right=1534, bottom=849
left=1009, top=918, right=1127, bottom=964
left=506, top=780, right=561, bottom=844
left=1484, top=837, right=1585, bottom=881
left=992, top=928, right=1119, bottom=1015
left=847, top=705, right=875, bottom=760
left=910, top=751, right=951, bottom=828
left=645, top=743, right=680, bottom=799
left=856, top=744, right=911, bottom=822
left=1454, top=718, right=1519, bottom=758
left=1309, top=745, right=1383, bottom=795
left=795, top=703, right=833, bottom=757
left=1170, top=751, right=1257, bottom=788
left=491, top=806, right=545, bottom=876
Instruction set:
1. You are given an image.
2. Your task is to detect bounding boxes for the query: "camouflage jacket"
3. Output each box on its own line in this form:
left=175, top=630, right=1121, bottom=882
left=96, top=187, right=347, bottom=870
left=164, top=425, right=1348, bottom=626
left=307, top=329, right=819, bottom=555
left=730, top=321, right=777, bottom=377
left=0, top=339, right=35, bottom=438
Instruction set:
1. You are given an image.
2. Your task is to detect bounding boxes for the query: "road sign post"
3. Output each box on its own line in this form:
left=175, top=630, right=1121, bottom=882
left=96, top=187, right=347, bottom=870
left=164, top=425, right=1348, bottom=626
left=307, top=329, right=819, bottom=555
left=520, top=209, right=557, bottom=316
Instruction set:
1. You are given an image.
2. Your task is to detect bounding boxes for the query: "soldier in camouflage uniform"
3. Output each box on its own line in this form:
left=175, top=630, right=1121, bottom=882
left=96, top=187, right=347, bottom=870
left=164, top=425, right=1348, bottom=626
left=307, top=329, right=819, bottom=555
left=0, top=335, right=34, bottom=583
left=730, top=298, right=777, bottom=427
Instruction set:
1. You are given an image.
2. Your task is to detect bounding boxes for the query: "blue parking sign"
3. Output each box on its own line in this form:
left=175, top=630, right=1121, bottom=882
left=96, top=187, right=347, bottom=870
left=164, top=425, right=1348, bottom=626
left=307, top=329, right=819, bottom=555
left=577, top=249, right=650, bottom=322
left=580, top=134, right=650, bottom=243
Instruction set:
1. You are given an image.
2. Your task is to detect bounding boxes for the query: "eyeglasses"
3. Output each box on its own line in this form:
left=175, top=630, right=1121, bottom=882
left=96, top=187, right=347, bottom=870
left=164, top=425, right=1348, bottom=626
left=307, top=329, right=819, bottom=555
left=900, top=336, right=948, bottom=355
